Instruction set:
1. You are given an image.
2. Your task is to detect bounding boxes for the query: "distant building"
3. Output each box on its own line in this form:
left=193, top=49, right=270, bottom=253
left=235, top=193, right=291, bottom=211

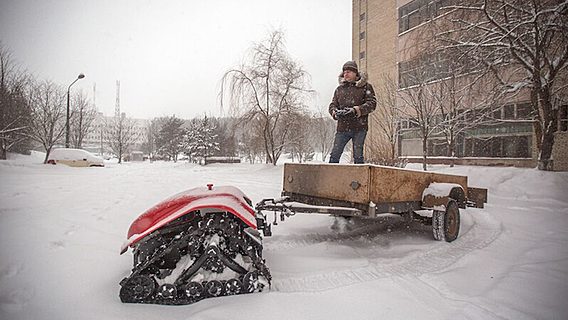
left=82, top=112, right=148, bottom=155
left=352, top=0, right=567, bottom=170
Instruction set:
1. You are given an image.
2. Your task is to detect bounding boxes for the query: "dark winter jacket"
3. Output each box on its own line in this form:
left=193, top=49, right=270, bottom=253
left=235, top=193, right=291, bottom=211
left=329, top=72, right=377, bottom=132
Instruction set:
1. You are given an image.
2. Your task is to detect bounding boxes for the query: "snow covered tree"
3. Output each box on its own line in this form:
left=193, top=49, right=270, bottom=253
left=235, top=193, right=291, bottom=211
left=184, top=115, right=220, bottom=162
left=397, top=15, right=508, bottom=169
left=0, top=45, right=31, bottom=160
left=155, top=115, right=185, bottom=162
left=447, top=0, right=568, bottom=170
left=220, top=29, right=312, bottom=165
left=425, top=61, right=505, bottom=166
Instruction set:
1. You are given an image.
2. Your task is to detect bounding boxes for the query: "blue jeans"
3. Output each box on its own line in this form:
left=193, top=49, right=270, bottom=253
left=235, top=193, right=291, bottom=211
left=329, top=130, right=367, bottom=164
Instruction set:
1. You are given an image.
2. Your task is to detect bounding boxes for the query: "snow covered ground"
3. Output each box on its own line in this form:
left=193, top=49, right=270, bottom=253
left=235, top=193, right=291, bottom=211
left=1, top=152, right=567, bottom=320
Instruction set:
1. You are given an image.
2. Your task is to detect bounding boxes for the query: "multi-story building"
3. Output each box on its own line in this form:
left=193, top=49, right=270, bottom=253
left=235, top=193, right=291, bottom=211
left=82, top=112, right=148, bottom=155
left=352, top=0, right=568, bottom=170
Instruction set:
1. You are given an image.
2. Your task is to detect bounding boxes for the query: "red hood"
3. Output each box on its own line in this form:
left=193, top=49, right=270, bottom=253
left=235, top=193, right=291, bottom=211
left=120, top=185, right=256, bottom=254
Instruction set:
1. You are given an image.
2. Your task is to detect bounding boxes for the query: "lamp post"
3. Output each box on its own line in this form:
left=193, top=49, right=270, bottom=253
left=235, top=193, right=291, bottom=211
left=65, top=73, right=85, bottom=148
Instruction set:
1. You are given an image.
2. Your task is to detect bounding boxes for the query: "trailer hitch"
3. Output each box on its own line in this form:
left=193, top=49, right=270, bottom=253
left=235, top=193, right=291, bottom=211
left=254, top=197, right=364, bottom=237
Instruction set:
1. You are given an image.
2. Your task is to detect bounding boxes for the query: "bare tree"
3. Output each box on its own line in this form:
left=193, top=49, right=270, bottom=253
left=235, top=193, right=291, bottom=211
left=310, top=108, right=336, bottom=162
left=397, top=13, right=507, bottom=169
left=236, top=116, right=267, bottom=164
left=447, top=0, right=568, bottom=170
left=26, top=80, right=66, bottom=163
left=106, top=113, right=139, bottom=164
left=398, top=79, right=442, bottom=171
left=70, top=90, right=96, bottom=149
left=0, top=45, right=31, bottom=159
left=220, top=30, right=312, bottom=165
left=397, top=20, right=452, bottom=170
left=367, top=73, right=401, bottom=164
left=426, top=61, right=507, bottom=166
left=285, top=112, right=314, bottom=163
left=213, top=117, right=238, bottom=157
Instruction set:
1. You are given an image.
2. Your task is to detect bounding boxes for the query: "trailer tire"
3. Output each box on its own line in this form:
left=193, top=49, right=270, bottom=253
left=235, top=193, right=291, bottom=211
left=432, top=200, right=460, bottom=242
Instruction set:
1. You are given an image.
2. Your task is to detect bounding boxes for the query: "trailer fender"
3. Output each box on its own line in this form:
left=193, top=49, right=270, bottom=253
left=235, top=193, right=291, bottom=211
left=422, top=183, right=466, bottom=210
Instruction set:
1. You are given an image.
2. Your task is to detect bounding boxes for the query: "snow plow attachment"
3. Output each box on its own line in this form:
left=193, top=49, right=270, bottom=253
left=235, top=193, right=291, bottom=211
left=119, top=185, right=271, bottom=305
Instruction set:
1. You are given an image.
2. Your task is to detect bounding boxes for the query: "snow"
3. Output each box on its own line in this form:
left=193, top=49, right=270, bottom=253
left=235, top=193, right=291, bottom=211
left=1, top=154, right=568, bottom=319
left=422, top=182, right=463, bottom=198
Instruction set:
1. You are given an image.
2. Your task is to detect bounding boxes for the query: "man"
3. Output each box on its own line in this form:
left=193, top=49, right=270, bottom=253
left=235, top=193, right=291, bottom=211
left=328, top=60, right=377, bottom=164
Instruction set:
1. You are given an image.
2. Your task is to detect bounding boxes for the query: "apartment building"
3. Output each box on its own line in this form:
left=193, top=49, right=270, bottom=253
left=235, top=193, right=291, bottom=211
left=352, top=0, right=568, bottom=170
left=82, top=112, right=148, bottom=155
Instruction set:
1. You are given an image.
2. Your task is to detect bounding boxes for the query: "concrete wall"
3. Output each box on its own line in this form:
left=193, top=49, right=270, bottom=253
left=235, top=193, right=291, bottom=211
left=552, top=131, right=568, bottom=171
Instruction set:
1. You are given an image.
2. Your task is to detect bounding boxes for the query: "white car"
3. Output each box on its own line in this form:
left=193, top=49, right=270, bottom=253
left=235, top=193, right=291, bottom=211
left=47, top=148, right=105, bottom=167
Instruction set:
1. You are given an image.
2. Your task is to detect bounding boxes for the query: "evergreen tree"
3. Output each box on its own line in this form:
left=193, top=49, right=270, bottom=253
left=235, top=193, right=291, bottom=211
left=155, top=115, right=185, bottom=162
left=184, top=115, right=220, bottom=162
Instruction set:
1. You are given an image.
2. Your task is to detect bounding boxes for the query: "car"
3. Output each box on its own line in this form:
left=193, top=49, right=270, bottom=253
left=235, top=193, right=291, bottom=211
left=47, top=148, right=105, bottom=167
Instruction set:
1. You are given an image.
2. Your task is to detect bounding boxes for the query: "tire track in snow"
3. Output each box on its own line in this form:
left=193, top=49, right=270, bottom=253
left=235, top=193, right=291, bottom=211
left=270, top=210, right=502, bottom=293
left=264, top=218, right=400, bottom=252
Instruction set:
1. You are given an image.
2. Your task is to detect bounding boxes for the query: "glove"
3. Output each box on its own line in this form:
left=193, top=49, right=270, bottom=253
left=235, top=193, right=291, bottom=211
left=335, top=107, right=356, bottom=119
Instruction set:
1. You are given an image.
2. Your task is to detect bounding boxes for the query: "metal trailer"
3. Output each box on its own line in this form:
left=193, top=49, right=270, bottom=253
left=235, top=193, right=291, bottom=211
left=256, top=163, right=487, bottom=242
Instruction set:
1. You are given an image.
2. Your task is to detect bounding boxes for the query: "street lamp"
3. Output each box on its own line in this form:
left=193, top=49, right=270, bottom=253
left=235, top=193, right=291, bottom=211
left=65, top=73, right=85, bottom=148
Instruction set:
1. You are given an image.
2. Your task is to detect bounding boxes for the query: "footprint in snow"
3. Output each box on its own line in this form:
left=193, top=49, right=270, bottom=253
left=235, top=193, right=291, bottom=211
left=0, top=264, right=23, bottom=280
left=0, top=288, right=34, bottom=313
left=49, top=240, right=66, bottom=250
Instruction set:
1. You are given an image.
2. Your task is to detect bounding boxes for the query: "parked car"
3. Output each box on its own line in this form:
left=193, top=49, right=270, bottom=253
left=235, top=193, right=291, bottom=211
left=47, top=148, right=105, bottom=167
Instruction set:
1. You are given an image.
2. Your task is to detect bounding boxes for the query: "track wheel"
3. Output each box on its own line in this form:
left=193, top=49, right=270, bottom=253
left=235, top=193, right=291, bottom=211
left=183, top=282, right=204, bottom=301
left=120, top=275, right=156, bottom=302
left=225, top=278, right=243, bottom=295
left=205, top=280, right=223, bottom=297
left=432, top=199, right=460, bottom=242
left=243, top=271, right=259, bottom=293
left=157, top=284, right=177, bottom=300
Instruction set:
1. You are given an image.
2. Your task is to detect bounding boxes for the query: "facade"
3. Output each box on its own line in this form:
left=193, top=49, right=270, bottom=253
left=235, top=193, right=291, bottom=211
left=352, top=0, right=398, bottom=161
left=82, top=112, right=148, bottom=156
left=352, top=0, right=568, bottom=170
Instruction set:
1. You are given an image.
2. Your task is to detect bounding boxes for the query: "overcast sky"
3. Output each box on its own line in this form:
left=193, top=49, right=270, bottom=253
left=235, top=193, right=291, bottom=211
left=0, top=0, right=352, bottom=120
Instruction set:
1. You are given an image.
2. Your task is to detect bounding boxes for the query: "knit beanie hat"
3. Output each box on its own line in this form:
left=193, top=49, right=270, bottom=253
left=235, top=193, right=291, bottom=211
left=342, top=60, right=358, bottom=73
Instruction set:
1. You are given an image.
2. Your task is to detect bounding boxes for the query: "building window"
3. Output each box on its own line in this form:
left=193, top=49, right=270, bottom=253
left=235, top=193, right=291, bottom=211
left=493, top=107, right=502, bottom=120
left=360, top=12, right=366, bottom=21
left=516, top=103, right=533, bottom=120
left=504, top=104, right=515, bottom=119
left=359, top=31, right=366, bottom=40
left=398, top=0, right=456, bottom=34
left=398, top=52, right=451, bottom=88
left=464, top=136, right=530, bottom=158
left=560, top=105, right=568, bottom=131
left=359, top=51, right=366, bottom=59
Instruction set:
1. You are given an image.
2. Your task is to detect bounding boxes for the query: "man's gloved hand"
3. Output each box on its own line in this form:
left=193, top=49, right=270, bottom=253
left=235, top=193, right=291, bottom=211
left=335, top=107, right=356, bottom=119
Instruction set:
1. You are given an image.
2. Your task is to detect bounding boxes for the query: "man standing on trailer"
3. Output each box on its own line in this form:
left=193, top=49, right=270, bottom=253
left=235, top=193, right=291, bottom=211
left=328, top=60, right=377, bottom=164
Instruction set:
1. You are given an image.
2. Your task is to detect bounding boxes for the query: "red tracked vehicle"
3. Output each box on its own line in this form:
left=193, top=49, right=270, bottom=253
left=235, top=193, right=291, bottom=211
left=119, top=185, right=271, bottom=305
left=120, top=164, right=487, bottom=305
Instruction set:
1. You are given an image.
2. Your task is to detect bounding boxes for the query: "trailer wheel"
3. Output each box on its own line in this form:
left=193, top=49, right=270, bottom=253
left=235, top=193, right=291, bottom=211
left=432, top=200, right=460, bottom=242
